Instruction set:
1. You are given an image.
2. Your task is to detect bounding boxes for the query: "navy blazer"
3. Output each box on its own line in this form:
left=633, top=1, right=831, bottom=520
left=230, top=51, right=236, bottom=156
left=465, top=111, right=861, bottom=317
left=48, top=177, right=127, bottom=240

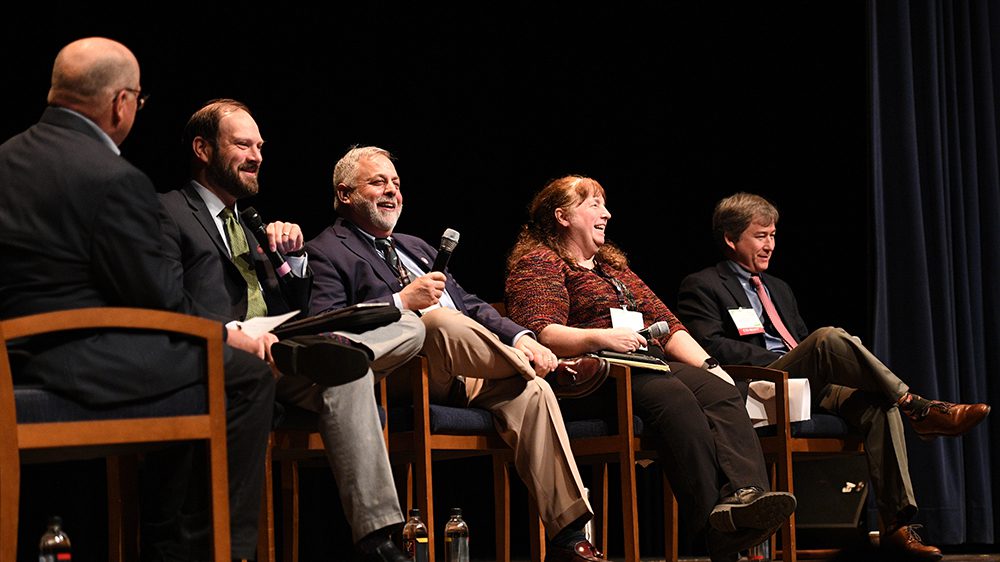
left=306, top=217, right=527, bottom=345
left=158, top=181, right=312, bottom=323
left=676, top=261, right=810, bottom=366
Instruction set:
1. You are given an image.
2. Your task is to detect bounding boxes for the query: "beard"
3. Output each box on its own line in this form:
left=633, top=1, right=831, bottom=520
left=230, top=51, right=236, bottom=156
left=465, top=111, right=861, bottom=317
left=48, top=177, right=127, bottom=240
left=355, top=196, right=402, bottom=233
left=206, top=152, right=259, bottom=200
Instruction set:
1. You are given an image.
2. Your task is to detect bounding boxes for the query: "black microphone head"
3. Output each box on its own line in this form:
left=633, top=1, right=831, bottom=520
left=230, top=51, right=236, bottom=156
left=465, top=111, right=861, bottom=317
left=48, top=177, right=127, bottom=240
left=440, top=228, right=460, bottom=252
left=239, top=206, right=265, bottom=232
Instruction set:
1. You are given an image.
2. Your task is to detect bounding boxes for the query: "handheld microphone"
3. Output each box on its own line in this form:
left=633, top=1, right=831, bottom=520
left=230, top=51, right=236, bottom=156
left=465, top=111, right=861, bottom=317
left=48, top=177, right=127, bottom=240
left=637, top=321, right=670, bottom=340
left=431, top=228, right=460, bottom=272
left=239, top=206, right=292, bottom=278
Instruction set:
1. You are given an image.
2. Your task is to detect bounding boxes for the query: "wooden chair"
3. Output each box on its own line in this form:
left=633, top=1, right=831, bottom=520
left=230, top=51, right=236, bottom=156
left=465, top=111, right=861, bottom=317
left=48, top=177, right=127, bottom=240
left=727, top=365, right=865, bottom=562
left=387, top=355, right=515, bottom=562
left=256, top=380, right=390, bottom=562
left=0, top=307, right=230, bottom=562
left=486, top=303, right=678, bottom=562
left=537, top=362, right=679, bottom=562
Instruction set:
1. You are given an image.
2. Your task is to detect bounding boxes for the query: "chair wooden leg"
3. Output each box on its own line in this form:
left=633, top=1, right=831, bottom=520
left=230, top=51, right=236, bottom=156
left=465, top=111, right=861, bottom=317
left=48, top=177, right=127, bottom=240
left=492, top=456, right=510, bottom=562
left=280, top=459, right=300, bottom=562
left=591, top=463, right=609, bottom=554
left=258, top=438, right=275, bottom=562
left=662, top=473, right=678, bottom=562
left=527, top=500, right=545, bottom=562
left=776, top=460, right=797, bottom=562
left=415, top=452, right=435, bottom=562
left=619, top=457, right=640, bottom=562
left=107, top=454, right=139, bottom=562
left=0, top=452, right=17, bottom=562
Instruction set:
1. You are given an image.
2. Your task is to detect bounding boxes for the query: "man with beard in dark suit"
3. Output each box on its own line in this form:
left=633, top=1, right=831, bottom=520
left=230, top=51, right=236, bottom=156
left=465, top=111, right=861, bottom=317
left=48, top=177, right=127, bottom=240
left=158, top=101, right=425, bottom=562
left=676, top=192, right=991, bottom=561
left=0, top=38, right=274, bottom=561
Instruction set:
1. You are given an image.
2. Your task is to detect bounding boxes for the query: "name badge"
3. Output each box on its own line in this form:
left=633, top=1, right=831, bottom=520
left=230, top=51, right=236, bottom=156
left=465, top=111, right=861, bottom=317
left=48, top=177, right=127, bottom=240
left=611, top=307, right=646, bottom=350
left=728, top=308, right=765, bottom=336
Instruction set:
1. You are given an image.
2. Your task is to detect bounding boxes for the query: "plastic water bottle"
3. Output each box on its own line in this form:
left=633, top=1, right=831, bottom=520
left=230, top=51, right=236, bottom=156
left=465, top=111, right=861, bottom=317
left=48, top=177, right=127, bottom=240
left=443, top=507, right=470, bottom=562
left=401, top=508, right=429, bottom=562
left=38, top=516, right=72, bottom=562
left=747, top=536, right=771, bottom=562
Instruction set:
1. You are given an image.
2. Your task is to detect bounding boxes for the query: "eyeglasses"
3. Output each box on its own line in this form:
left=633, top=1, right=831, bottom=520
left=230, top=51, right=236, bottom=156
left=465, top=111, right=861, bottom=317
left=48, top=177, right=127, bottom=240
left=120, top=88, right=150, bottom=111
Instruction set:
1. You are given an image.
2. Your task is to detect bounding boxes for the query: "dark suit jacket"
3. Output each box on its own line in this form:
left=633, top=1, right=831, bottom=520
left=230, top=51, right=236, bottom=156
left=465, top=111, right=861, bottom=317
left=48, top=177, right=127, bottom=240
left=306, top=217, right=526, bottom=345
left=158, top=181, right=312, bottom=323
left=0, top=108, right=207, bottom=405
left=676, top=261, right=810, bottom=366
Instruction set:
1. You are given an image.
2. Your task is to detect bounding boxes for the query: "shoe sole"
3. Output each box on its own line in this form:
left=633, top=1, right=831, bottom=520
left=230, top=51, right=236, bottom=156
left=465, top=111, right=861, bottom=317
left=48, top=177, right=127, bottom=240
left=273, top=338, right=371, bottom=387
left=710, top=492, right=796, bottom=533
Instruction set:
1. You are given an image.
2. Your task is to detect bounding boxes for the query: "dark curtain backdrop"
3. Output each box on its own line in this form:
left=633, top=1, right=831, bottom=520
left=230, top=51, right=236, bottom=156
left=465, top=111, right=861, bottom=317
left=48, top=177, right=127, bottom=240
left=870, top=0, right=997, bottom=545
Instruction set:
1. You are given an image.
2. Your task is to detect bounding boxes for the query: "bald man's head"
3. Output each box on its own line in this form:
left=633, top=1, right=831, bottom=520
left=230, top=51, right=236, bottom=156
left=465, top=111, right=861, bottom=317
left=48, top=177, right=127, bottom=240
left=48, top=37, right=139, bottom=107
left=47, top=37, right=142, bottom=145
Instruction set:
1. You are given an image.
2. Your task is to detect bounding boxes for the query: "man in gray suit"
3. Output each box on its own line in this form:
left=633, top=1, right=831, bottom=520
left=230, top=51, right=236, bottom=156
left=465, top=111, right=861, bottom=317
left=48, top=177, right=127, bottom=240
left=158, top=100, right=425, bottom=562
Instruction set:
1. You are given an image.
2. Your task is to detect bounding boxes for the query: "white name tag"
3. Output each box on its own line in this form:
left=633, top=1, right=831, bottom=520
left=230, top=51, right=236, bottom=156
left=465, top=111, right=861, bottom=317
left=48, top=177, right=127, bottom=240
left=728, top=307, right=765, bottom=336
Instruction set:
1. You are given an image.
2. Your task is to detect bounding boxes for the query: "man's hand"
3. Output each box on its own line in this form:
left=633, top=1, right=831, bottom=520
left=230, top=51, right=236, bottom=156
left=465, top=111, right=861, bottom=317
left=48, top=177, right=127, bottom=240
left=227, top=327, right=278, bottom=361
left=399, top=272, right=447, bottom=310
left=515, top=336, right=559, bottom=378
left=264, top=221, right=304, bottom=255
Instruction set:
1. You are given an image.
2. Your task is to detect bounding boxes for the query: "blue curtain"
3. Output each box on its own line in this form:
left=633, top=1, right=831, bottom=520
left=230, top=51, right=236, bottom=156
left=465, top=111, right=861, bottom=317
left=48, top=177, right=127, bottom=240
left=870, top=0, right=997, bottom=545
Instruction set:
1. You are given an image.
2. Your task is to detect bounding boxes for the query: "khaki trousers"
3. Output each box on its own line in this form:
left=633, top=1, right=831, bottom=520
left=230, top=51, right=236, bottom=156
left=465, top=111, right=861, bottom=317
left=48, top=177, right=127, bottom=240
left=420, top=307, right=592, bottom=536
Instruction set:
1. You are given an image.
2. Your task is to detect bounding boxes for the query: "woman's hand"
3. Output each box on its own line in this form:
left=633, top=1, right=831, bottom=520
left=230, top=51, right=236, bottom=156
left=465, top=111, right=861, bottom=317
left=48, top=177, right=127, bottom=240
left=600, top=327, right=647, bottom=353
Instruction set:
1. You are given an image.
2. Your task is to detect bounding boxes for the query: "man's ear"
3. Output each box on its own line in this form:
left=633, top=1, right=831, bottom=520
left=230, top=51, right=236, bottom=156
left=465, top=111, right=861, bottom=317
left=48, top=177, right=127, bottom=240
left=335, top=183, right=352, bottom=205
left=554, top=207, right=570, bottom=227
left=192, top=137, right=212, bottom=164
left=724, top=232, right=738, bottom=252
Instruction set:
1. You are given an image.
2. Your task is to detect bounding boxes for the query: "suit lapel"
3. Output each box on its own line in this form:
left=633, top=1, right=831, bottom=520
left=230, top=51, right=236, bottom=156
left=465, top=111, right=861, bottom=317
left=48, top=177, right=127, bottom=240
left=335, top=219, right=407, bottom=290
left=182, top=183, right=247, bottom=285
left=715, top=262, right=754, bottom=309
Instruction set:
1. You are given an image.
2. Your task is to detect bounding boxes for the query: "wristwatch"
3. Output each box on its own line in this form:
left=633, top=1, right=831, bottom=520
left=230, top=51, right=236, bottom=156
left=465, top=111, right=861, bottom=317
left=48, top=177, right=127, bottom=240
left=701, top=357, right=720, bottom=370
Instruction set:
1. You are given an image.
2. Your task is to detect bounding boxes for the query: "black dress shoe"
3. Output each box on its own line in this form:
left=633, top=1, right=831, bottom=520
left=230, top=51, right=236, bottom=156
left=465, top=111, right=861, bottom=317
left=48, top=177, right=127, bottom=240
left=271, top=334, right=370, bottom=387
left=909, top=401, right=990, bottom=440
left=547, top=355, right=610, bottom=398
left=356, top=537, right=409, bottom=562
left=882, top=524, right=943, bottom=561
left=709, top=487, right=796, bottom=533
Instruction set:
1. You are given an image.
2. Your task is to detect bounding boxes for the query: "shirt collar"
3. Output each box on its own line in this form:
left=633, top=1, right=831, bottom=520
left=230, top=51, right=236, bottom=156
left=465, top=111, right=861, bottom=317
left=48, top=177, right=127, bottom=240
left=726, top=259, right=755, bottom=282
left=192, top=181, right=238, bottom=219
left=53, top=107, right=120, bottom=155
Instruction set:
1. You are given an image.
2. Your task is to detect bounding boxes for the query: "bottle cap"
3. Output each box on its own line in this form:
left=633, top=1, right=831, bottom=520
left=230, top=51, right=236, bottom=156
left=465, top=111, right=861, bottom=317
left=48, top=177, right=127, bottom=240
left=47, top=516, right=62, bottom=527
left=450, top=507, right=462, bottom=516
left=409, top=508, right=421, bottom=516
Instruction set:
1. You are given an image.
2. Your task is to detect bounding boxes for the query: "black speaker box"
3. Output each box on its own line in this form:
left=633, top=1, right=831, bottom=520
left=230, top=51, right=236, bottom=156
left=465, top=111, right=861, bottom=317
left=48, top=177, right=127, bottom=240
left=793, top=454, right=870, bottom=529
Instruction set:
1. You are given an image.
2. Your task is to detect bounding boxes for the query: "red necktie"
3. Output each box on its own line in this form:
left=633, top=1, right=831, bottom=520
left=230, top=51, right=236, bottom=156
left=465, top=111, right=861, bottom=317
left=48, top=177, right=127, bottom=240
left=750, top=274, right=798, bottom=349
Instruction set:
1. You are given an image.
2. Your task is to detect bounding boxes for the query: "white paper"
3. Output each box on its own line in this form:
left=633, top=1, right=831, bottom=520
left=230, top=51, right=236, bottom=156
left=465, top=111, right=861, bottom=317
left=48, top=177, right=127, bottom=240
left=745, top=378, right=812, bottom=428
left=227, top=310, right=300, bottom=339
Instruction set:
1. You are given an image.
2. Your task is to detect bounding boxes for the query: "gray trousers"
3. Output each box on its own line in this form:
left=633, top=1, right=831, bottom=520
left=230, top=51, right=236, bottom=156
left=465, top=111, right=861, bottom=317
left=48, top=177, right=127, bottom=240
left=768, top=326, right=917, bottom=526
left=275, top=310, right=426, bottom=542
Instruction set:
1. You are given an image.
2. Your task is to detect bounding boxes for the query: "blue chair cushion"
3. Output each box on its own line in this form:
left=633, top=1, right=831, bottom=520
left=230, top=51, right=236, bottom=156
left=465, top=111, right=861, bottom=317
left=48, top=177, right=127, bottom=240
left=14, top=385, right=207, bottom=424
left=754, top=412, right=854, bottom=438
left=565, top=415, right=645, bottom=439
left=389, top=404, right=496, bottom=435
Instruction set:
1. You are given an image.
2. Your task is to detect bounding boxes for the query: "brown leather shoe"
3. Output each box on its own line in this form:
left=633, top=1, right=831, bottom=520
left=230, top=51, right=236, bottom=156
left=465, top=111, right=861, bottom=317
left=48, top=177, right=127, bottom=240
left=546, top=355, right=610, bottom=398
left=909, top=401, right=990, bottom=440
left=882, top=524, right=942, bottom=561
left=545, top=539, right=609, bottom=562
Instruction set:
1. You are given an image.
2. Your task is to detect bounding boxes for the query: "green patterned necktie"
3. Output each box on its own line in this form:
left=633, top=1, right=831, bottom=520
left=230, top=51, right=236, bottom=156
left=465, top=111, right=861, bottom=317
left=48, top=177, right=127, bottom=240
left=220, top=207, right=268, bottom=319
